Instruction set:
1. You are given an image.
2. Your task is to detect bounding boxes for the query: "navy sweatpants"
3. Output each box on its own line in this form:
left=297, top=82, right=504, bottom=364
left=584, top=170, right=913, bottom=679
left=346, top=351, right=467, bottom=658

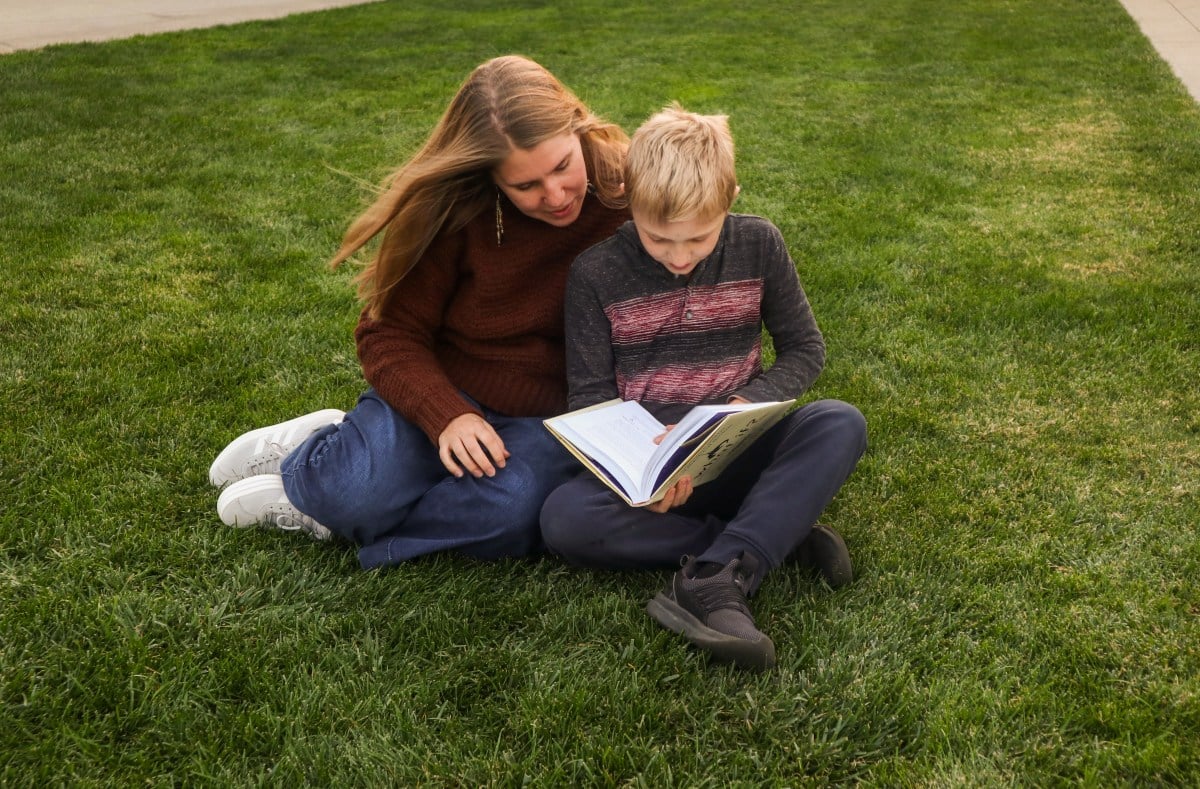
left=539, top=399, right=867, bottom=593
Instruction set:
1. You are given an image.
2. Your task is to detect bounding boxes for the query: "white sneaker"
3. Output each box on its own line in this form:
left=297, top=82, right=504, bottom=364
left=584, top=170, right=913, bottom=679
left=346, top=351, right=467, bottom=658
left=209, top=408, right=345, bottom=488
left=216, top=474, right=333, bottom=541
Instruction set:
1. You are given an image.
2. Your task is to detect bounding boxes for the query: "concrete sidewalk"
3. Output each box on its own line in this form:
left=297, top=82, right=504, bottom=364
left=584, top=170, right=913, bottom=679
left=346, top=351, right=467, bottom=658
left=1121, top=0, right=1200, bottom=103
left=0, top=0, right=1196, bottom=105
left=0, top=0, right=379, bottom=53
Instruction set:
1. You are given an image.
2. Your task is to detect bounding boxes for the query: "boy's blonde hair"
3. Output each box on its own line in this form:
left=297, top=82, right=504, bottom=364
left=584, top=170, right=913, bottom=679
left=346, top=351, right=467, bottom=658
left=624, top=103, right=737, bottom=224
left=332, top=55, right=629, bottom=318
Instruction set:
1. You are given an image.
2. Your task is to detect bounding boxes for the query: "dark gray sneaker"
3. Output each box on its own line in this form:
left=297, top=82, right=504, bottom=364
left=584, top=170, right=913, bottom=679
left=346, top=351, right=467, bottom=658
left=646, top=553, right=775, bottom=671
left=792, top=523, right=853, bottom=589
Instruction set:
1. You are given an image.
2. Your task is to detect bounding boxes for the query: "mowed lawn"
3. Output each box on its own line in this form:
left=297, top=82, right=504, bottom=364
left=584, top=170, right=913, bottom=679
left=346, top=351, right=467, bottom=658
left=2, top=0, right=1199, bottom=784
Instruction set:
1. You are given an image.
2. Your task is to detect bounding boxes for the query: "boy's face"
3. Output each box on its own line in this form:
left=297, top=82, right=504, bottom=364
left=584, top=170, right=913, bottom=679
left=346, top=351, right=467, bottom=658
left=631, top=210, right=726, bottom=277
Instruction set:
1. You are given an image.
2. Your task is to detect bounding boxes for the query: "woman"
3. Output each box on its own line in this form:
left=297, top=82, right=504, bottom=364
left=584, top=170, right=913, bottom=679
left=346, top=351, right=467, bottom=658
left=209, top=55, right=630, bottom=569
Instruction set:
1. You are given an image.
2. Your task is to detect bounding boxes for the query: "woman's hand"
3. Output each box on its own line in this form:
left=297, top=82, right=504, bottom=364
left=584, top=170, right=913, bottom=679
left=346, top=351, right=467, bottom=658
left=438, top=413, right=510, bottom=478
left=646, top=476, right=693, bottom=514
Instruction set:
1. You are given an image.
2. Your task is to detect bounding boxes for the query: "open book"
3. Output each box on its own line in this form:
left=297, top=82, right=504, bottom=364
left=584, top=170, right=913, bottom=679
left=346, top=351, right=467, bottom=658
left=544, top=398, right=795, bottom=507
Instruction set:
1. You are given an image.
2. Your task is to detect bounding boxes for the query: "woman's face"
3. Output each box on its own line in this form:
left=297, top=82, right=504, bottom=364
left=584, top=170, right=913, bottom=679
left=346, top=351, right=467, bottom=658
left=493, top=132, right=588, bottom=227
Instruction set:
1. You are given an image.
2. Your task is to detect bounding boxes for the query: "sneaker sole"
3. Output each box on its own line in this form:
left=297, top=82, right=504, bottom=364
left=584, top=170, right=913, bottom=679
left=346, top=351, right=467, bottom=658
left=208, top=408, right=345, bottom=488
left=808, top=524, right=853, bottom=589
left=647, top=594, right=776, bottom=671
left=216, top=474, right=286, bottom=527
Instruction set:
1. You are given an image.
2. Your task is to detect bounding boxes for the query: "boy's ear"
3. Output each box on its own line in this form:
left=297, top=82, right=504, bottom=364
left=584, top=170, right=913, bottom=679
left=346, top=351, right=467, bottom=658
left=734, top=184, right=742, bottom=201
left=618, top=181, right=626, bottom=196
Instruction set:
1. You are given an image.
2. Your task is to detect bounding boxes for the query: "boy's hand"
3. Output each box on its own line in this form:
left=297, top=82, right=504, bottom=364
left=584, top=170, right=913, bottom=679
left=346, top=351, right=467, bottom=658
left=647, top=476, right=693, bottom=513
left=647, top=425, right=692, bottom=512
left=438, top=413, right=510, bottom=478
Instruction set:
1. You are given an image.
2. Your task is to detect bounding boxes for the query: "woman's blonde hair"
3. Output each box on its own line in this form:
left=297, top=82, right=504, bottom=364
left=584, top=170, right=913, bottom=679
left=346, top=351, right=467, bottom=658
left=331, top=55, right=628, bottom=318
left=624, top=103, right=738, bottom=225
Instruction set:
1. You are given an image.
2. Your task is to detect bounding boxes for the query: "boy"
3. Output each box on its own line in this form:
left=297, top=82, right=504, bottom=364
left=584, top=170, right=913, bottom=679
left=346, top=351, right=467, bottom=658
left=539, top=105, right=868, bottom=670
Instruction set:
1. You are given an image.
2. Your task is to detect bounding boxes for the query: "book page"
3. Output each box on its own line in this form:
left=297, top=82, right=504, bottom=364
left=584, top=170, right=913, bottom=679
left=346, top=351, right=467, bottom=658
left=645, top=400, right=796, bottom=499
left=646, top=402, right=770, bottom=480
left=550, top=401, right=665, bottom=494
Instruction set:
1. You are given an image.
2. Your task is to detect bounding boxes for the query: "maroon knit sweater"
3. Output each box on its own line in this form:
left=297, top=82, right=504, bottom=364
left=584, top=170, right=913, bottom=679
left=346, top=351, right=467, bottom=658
left=355, top=192, right=629, bottom=444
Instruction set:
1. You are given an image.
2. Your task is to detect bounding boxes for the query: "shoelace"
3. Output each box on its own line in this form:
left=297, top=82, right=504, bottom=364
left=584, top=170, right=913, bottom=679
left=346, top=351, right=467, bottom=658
left=270, top=511, right=307, bottom=532
left=688, top=573, right=755, bottom=620
left=243, top=441, right=289, bottom=477
left=264, top=505, right=326, bottom=538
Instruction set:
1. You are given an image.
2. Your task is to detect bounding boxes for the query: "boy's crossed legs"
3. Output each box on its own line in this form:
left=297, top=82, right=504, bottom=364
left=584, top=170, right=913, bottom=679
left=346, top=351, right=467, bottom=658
left=540, top=399, right=867, bottom=669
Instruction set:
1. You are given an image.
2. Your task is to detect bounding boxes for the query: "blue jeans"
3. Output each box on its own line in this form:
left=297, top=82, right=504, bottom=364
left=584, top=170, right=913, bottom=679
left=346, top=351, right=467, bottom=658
left=539, top=399, right=867, bottom=594
left=280, top=389, right=579, bottom=569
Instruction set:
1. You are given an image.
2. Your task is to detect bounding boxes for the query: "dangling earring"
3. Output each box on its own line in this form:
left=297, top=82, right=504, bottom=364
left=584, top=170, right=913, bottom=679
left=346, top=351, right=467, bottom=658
left=495, top=189, right=504, bottom=246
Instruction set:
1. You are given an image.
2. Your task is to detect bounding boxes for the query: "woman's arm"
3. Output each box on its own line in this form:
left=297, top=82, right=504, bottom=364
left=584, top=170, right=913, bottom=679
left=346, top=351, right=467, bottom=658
left=355, top=231, right=485, bottom=438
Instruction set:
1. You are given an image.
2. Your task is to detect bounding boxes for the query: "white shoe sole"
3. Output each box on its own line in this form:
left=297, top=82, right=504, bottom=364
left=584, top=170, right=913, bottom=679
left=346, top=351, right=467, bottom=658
left=209, top=408, right=345, bottom=488
left=216, top=474, right=287, bottom=527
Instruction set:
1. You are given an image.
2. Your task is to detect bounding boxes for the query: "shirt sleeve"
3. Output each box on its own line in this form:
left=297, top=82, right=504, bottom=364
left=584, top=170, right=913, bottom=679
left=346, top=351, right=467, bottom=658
left=563, top=253, right=620, bottom=411
left=354, top=231, right=482, bottom=444
left=731, top=222, right=826, bottom=403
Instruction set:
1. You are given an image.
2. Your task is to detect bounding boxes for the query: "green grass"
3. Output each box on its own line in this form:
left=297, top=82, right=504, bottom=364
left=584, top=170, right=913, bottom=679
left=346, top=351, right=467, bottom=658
left=3, top=0, right=1199, bottom=783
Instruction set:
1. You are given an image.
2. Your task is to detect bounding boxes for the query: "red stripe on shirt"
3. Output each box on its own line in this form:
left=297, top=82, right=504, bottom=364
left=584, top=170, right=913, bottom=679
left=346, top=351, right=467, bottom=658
left=606, top=280, right=762, bottom=345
